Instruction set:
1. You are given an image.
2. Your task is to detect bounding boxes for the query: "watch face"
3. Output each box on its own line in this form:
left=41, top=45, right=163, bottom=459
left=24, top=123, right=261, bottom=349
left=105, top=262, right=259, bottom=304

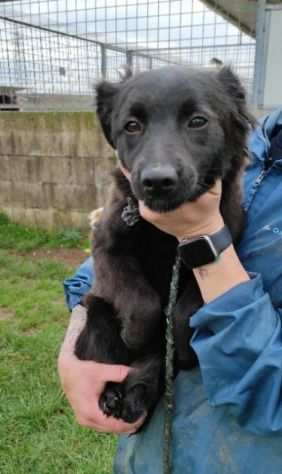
left=179, top=236, right=218, bottom=268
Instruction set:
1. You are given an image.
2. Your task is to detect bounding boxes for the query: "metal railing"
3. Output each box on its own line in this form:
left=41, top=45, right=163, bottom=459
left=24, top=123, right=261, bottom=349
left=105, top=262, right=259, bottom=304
left=0, top=0, right=256, bottom=110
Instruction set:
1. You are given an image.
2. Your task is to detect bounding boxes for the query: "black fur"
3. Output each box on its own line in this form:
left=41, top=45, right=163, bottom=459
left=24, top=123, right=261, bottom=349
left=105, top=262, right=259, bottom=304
left=75, top=66, right=254, bottom=423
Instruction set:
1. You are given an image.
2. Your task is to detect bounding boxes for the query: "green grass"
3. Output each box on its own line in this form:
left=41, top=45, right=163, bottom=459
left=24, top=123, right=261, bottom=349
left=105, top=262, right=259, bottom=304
left=0, top=249, right=117, bottom=473
left=0, top=212, right=88, bottom=251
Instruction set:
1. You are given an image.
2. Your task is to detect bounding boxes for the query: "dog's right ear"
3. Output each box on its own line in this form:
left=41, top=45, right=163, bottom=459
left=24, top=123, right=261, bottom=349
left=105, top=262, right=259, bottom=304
left=216, top=66, right=256, bottom=128
left=96, top=67, right=133, bottom=147
left=96, top=81, right=120, bottom=148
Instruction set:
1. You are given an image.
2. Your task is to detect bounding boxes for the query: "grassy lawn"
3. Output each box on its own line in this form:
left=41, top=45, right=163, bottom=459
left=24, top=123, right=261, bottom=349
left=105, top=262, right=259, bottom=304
left=0, top=212, right=89, bottom=252
left=0, top=215, right=117, bottom=474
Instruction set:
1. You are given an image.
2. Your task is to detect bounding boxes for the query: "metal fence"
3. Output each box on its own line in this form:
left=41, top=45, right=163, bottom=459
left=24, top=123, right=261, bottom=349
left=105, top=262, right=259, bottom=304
left=0, top=0, right=257, bottom=110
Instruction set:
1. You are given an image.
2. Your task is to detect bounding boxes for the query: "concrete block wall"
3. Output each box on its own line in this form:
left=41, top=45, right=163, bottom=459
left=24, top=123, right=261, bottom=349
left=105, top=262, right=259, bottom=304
left=0, top=112, right=116, bottom=230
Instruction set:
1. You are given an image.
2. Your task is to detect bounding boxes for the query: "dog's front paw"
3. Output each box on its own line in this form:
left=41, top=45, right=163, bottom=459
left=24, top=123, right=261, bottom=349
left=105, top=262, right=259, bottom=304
left=99, top=382, right=147, bottom=423
left=99, top=382, right=123, bottom=418
left=120, top=384, right=147, bottom=423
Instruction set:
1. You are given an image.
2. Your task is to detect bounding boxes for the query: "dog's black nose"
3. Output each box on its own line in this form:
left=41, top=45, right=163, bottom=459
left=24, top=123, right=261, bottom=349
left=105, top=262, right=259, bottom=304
left=141, top=166, right=178, bottom=195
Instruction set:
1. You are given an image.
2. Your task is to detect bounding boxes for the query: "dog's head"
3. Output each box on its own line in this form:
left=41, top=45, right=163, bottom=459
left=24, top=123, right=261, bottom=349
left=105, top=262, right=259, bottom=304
left=96, top=65, right=252, bottom=212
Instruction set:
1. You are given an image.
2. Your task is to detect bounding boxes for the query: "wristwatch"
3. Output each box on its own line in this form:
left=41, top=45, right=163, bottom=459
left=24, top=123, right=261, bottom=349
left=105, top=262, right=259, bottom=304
left=178, top=225, right=232, bottom=269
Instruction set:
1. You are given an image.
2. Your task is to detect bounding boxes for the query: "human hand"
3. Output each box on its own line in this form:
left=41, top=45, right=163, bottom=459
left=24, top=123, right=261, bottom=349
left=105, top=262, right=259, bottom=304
left=89, top=207, right=104, bottom=230
left=118, top=161, right=223, bottom=240
left=58, top=354, right=146, bottom=433
left=139, top=180, right=223, bottom=240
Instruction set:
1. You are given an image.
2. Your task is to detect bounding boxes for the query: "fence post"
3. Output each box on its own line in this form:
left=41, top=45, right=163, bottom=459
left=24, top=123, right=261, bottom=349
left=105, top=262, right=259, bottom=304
left=126, top=50, right=133, bottom=68
left=252, top=0, right=267, bottom=108
left=101, top=44, right=107, bottom=79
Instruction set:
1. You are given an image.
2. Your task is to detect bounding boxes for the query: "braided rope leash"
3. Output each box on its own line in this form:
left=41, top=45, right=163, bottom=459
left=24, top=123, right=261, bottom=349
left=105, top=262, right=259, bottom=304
left=120, top=199, right=181, bottom=473
left=163, top=254, right=182, bottom=474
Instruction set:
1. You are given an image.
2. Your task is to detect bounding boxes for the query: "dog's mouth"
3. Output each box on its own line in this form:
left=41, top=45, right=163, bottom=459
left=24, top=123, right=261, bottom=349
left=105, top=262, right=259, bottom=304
left=143, top=193, right=188, bottom=213
left=136, top=180, right=213, bottom=213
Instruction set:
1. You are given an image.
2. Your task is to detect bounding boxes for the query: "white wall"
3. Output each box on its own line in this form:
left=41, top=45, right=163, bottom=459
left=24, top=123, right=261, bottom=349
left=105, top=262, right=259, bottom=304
left=262, top=8, right=282, bottom=109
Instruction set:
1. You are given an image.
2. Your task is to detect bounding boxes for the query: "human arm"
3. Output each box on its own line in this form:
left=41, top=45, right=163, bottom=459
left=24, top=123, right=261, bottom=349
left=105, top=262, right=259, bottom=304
left=59, top=257, right=144, bottom=433
left=138, top=180, right=282, bottom=435
left=138, top=180, right=249, bottom=303
left=189, top=273, right=282, bottom=435
left=63, top=256, right=95, bottom=311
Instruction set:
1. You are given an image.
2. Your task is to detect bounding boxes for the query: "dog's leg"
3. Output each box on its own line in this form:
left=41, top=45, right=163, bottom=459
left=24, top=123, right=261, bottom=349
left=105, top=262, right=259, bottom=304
left=75, top=295, right=130, bottom=364
left=93, top=248, right=162, bottom=351
left=75, top=296, right=163, bottom=422
left=92, top=181, right=163, bottom=351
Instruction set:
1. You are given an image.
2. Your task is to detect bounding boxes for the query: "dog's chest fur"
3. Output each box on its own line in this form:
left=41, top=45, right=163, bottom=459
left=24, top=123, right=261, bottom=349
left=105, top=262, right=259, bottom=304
left=93, top=169, right=244, bottom=369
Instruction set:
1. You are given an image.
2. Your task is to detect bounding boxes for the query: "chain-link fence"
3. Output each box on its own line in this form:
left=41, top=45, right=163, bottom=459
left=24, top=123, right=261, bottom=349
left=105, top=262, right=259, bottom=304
left=0, top=0, right=257, bottom=111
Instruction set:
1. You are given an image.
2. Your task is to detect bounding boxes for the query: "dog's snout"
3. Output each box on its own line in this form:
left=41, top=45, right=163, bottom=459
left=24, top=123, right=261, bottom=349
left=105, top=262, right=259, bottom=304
left=141, top=166, right=178, bottom=195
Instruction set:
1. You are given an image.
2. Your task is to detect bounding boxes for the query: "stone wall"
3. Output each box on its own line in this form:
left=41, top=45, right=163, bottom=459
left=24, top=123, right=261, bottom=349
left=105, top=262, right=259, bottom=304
left=0, top=112, right=115, bottom=230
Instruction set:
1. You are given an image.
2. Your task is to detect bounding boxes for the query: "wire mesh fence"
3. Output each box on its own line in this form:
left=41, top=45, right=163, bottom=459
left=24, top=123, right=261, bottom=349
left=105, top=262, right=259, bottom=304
left=0, top=0, right=257, bottom=111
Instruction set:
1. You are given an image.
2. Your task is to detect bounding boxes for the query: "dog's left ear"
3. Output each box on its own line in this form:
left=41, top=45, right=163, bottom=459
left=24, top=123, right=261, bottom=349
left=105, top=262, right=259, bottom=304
left=217, top=66, right=256, bottom=127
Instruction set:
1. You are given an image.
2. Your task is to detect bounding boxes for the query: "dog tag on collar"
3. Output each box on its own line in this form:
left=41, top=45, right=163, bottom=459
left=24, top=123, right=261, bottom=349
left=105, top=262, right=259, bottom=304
left=121, top=197, right=140, bottom=227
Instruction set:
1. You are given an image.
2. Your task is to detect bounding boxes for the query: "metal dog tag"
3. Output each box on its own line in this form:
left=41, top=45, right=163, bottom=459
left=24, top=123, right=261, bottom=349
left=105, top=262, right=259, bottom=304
left=121, top=197, right=140, bottom=227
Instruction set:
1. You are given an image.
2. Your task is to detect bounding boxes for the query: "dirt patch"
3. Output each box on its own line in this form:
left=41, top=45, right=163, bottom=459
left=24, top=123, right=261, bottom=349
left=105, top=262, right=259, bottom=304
left=0, top=307, right=14, bottom=321
left=14, top=248, right=90, bottom=267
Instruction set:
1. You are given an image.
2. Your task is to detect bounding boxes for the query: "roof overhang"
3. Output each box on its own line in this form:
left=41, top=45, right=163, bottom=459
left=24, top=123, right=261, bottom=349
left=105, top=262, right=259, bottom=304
left=201, top=0, right=282, bottom=37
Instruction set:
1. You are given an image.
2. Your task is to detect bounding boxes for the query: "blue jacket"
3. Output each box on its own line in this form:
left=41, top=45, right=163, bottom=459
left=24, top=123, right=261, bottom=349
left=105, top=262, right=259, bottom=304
left=64, top=108, right=282, bottom=474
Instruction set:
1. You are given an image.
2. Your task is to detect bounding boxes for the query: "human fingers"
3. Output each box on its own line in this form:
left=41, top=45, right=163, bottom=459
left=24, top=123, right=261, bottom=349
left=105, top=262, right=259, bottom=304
left=94, top=362, right=132, bottom=384
left=89, top=207, right=104, bottom=229
left=118, top=160, right=131, bottom=181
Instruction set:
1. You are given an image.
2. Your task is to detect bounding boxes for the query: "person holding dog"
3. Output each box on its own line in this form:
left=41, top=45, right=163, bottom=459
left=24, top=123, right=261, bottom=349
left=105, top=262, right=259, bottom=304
left=59, top=106, right=282, bottom=473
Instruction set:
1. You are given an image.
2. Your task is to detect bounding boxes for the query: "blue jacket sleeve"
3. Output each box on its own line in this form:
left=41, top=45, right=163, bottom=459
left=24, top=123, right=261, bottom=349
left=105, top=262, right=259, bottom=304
left=64, top=257, right=95, bottom=311
left=190, top=273, right=282, bottom=435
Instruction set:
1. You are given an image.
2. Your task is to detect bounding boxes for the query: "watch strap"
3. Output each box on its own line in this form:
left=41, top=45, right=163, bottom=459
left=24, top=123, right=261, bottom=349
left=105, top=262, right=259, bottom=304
left=181, top=225, right=231, bottom=251
left=206, top=224, right=232, bottom=253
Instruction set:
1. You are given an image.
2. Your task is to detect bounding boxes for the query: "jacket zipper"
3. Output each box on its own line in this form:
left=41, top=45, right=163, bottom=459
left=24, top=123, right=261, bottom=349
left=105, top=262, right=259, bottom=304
left=244, top=167, right=269, bottom=212
left=254, top=168, right=268, bottom=187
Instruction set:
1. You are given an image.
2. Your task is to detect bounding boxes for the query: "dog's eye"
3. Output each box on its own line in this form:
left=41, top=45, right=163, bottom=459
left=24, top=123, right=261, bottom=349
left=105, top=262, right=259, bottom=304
left=124, top=120, right=143, bottom=134
left=187, top=116, right=208, bottom=129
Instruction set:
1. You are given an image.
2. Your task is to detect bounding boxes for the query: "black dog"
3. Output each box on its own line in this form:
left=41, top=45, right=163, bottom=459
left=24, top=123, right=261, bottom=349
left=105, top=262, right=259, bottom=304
left=75, top=65, right=253, bottom=423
